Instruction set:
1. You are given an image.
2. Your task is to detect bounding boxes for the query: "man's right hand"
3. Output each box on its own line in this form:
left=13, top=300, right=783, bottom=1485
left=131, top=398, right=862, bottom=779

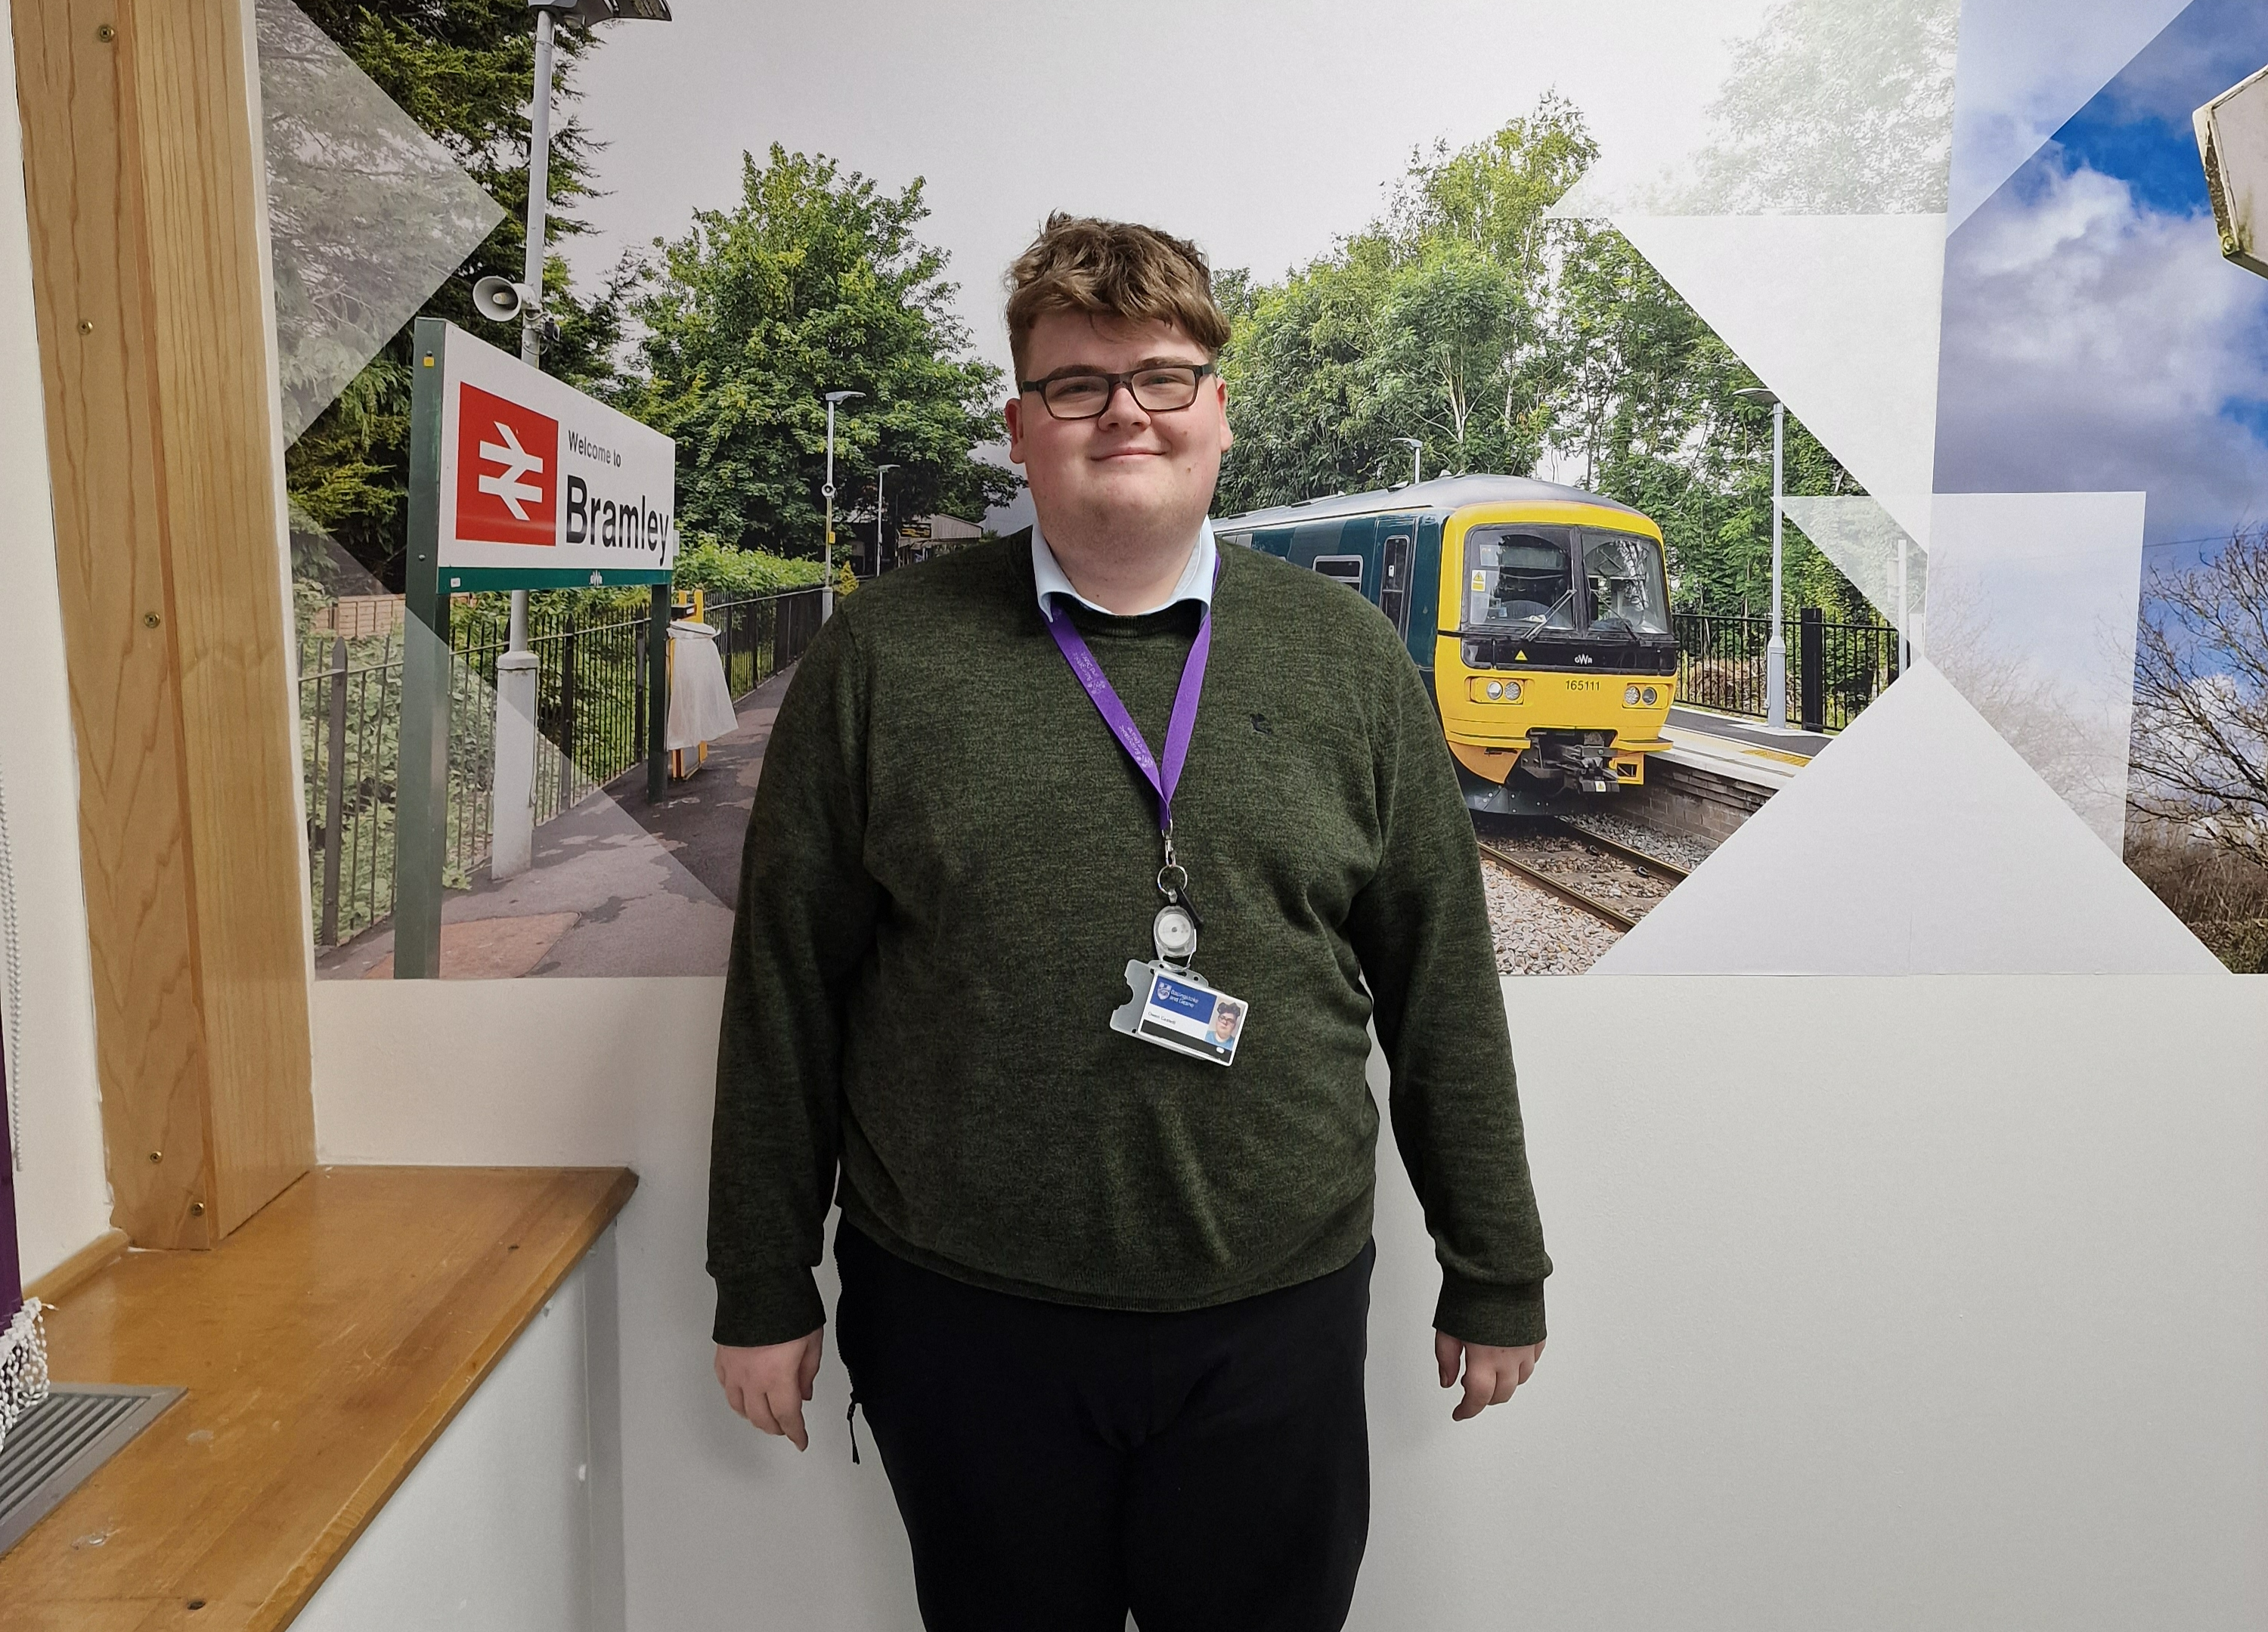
left=715, top=1328, right=826, bottom=1451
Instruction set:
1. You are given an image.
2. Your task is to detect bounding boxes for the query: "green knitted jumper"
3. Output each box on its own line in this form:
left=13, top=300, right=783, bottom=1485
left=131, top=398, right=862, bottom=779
left=707, top=537, right=1550, bottom=1349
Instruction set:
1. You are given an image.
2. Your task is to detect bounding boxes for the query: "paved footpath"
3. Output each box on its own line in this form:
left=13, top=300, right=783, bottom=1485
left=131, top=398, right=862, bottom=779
left=321, top=665, right=792, bottom=980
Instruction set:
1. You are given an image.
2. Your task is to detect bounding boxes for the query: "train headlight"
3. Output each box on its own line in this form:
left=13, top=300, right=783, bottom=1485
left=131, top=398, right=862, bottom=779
left=1502, top=680, right=1521, bottom=702
left=1624, top=685, right=1641, bottom=705
left=1642, top=686, right=1659, bottom=705
left=1486, top=680, right=1503, bottom=700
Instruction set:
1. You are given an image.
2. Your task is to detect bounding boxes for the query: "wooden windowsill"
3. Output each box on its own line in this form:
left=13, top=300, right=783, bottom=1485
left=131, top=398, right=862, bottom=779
left=0, top=1165, right=637, bottom=1630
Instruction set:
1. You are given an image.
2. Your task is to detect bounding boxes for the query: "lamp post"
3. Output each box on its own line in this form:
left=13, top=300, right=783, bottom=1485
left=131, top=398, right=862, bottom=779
left=874, top=463, right=900, bottom=577
left=1393, top=437, right=1423, bottom=487
left=487, top=0, right=671, bottom=881
left=1734, top=386, right=1788, bottom=729
left=822, top=390, right=863, bottom=621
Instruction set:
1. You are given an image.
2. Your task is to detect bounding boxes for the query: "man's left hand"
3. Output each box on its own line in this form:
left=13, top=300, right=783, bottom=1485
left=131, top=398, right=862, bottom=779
left=1436, top=1332, right=1545, bottom=1421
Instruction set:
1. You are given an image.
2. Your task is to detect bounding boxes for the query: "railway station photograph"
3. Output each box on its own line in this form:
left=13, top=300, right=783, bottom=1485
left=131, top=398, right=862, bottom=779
left=0, top=1, right=2263, bottom=1630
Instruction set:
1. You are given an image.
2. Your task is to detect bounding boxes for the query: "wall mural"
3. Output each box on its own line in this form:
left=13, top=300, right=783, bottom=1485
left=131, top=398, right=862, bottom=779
left=268, top=0, right=2265, bottom=980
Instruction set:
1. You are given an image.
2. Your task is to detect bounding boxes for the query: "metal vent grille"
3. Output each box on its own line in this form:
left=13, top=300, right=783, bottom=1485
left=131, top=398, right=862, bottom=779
left=0, top=1384, right=181, bottom=1559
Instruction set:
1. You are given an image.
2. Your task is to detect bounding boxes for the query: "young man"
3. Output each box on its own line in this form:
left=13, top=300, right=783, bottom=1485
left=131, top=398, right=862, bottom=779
left=709, top=214, right=1549, bottom=1631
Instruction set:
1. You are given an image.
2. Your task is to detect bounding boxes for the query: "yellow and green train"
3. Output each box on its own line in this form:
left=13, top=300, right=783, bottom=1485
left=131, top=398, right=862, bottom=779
left=1216, top=475, right=1677, bottom=813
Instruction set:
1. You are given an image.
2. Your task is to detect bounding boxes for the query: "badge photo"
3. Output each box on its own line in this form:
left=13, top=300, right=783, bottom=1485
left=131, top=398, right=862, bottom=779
left=1110, top=962, right=1249, bottom=1067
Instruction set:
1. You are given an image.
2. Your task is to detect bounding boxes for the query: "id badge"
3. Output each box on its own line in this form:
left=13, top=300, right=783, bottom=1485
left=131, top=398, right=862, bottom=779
left=1110, top=961, right=1249, bottom=1067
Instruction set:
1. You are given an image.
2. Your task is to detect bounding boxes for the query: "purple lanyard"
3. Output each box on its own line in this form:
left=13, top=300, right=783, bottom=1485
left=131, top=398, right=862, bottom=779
left=1041, top=562, right=1219, bottom=841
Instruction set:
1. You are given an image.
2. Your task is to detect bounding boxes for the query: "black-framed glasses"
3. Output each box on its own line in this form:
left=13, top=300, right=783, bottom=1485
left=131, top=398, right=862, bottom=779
left=1017, top=362, right=1216, bottom=420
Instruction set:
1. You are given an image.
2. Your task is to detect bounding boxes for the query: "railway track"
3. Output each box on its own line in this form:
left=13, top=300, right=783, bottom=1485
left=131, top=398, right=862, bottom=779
left=1556, top=818, right=1693, bottom=886
left=1475, top=816, right=1691, bottom=934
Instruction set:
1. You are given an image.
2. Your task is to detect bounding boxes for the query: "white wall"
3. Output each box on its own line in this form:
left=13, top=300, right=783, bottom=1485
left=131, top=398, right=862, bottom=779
left=314, top=972, right=2268, bottom=1630
left=0, top=2, right=119, bottom=1287
left=293, top=1235, right=627, bottom=1632
left=314, top=976, right=920, bottom=1627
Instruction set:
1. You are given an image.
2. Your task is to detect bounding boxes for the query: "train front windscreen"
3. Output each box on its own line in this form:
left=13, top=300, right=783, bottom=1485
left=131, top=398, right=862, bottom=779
left=1464, top=527, right=1578, bottom=632
left=1581, top=532, right=1670, bottom=635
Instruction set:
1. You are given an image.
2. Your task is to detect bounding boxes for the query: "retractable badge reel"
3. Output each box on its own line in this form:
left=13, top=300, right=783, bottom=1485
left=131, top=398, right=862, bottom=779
left=1108, top=831, right=1249, bottom=1069
left=1152, top=845, right=1200, bottom=967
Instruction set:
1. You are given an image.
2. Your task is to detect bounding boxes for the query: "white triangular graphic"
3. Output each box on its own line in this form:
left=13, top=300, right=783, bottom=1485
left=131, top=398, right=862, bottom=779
left=1595, top=661, right=2221, bottom=974
left=1946, top=0, right=2195, bottom=231
left=1925, top=492, right=2146, bottom=853
left=1782, top=495, right=1929, bottom=632
left=1550, top=0, right=1960, bottom=218
left=1605, top=213, right=1949, bottom=549
left=256, top=0, right=505, bottom=445
left=1543, top=5, right=1957, bottom=546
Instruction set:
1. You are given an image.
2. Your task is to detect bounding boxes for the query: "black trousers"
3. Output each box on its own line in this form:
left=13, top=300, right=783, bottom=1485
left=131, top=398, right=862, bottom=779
left=834, top=1223, right=1374, bottom=1632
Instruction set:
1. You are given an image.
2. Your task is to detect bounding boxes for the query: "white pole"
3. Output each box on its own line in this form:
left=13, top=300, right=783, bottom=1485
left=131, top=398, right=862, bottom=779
left=1765, top=400, right=1787, bottom=730
left=522, top=8, right=553, bottom=373
left=511, top=5, right=556, bottom=644
left=1898, top=536, right=1910, bottom=674
left=491, top=5, right=557, bottom=882
left=822, top=400, right=837, bottom=622
left=876, top=465, right=888, bottom=575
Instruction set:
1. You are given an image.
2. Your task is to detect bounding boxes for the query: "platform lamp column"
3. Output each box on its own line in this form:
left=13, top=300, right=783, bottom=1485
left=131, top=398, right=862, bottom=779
left=822, top=390, right=863, bottom=621
left=488, top=3, right=559, bottom=881
left=1766, top=395, right=1787, bottom=729
left=875, top=463, right=899, bottom=577
left=1394, top=436, right=1422, bottom=486
left=1735, top=386, right=1788, bottom=729
left=1897, top=537, right=1910, bottom=674
left=489, top=0, right=674, bottom=879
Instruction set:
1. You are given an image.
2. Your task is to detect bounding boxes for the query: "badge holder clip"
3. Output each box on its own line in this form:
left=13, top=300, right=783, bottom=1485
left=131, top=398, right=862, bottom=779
left=1110, top=843, right=1247, bottom=1067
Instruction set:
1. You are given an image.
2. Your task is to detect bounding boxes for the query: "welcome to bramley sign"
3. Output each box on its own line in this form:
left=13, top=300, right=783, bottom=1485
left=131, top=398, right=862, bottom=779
left=393, top=318, right=680, bottom=978
left=433, top=321, right=677, bottom=590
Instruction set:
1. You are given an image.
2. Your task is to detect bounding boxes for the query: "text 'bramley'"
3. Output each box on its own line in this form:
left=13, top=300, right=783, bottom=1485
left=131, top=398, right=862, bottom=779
left=565, top=473, right=672, bottom=553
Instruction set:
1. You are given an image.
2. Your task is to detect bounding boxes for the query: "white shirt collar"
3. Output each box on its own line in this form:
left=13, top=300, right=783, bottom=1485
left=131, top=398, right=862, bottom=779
left=1031, top=519, right=1218, bottom=619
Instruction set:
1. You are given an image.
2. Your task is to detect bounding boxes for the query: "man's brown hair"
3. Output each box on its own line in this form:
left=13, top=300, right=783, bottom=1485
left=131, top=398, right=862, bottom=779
left=1005, top=213, right=1232, bottom=381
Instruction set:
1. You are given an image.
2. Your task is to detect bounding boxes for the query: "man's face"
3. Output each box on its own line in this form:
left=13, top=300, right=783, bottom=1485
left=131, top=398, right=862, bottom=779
left=1004, top=311, right=1233, bottom=543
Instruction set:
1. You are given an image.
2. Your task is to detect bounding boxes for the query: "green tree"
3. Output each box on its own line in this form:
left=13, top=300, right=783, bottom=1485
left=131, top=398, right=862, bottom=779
left=1552, top=231, right=1867, bottom=615
left=621, top=145, right=1017, bottom=559
left=1217, top=97, right=1595, bottom=509
left=1214, top=237, right=1397, bottom=510
left=1368, top=240, right=1538, bottom=476
left=1219, top=94, right=1872, bottom=621
left=1684, top=0, right=1960, bottom=214
left=284, top=2, right=621, bottom=586
left=1387, top=93, right=1598, bottom=269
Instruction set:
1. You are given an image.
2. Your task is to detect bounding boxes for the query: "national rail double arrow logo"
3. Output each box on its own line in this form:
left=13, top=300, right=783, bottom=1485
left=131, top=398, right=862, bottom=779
left=480, top=424, right=543, bottom=518
left=454, top=382, right=559, bottom=548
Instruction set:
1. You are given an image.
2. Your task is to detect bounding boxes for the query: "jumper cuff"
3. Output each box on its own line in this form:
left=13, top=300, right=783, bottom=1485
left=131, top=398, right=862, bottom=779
left=1433, top=1271, right=1548, bottom=1350
left=712, top=1265, right=827, bottom=1349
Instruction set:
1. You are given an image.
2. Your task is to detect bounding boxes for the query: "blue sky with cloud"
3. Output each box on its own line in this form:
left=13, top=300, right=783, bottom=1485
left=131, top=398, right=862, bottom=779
left=1935, top=0, right=2268, bottom=565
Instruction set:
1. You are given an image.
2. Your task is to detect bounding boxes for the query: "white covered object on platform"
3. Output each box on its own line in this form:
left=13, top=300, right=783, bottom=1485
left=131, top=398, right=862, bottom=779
left=665, top=622, right=736, bottom=751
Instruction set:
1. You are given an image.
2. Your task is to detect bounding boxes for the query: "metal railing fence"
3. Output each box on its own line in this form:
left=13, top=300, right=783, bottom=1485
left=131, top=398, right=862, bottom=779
left=299, top=585, right=823, bottom=949
left=1672, top=608, right=1901, bottom=732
